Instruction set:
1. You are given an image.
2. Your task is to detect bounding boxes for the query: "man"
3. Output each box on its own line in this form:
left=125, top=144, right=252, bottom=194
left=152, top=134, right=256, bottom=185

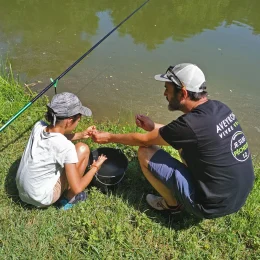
left=92, top=63, right=255, bottom=219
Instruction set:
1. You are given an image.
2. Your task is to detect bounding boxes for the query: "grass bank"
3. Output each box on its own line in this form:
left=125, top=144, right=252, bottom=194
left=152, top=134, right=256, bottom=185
left=0, top=68, right=259, bottom=259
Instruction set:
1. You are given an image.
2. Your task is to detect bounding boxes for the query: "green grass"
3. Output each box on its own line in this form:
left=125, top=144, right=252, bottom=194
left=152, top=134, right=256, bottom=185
left=0, top=68, right=259, bottom=259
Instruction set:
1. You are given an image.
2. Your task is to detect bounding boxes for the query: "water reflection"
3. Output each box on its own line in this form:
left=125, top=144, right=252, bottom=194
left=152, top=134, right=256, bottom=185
left=1, top=0, right=260, bottom=56
left=0, top=0, right=260, bottom=154
left=0, top=0, right=100, bottom=77
left=108, top=0, right=260, bottom=48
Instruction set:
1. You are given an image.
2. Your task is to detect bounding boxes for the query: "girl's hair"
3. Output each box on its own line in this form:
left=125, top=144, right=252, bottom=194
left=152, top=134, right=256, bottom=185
left=45, top=107, right=81, bottom=126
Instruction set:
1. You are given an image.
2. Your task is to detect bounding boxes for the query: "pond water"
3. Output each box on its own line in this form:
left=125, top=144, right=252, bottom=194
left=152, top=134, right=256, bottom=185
left=1, top=0, right=260, bottom=155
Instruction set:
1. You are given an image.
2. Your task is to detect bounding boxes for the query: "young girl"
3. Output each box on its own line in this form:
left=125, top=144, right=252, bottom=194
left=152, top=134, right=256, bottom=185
left=16, top=92, right=107, bottom=209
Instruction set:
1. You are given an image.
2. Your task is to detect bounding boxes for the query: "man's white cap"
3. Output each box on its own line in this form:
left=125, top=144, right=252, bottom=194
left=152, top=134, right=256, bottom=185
left=154, top=63, right=206, bottom=93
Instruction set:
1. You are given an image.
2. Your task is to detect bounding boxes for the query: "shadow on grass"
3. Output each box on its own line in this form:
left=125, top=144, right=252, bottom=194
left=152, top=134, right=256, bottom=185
left=95, top=158, right=203, bottom=231
left=0, top=119, right=41, bottom=153
left=4, top=158, right=36, bottom=210
left=5, top=157, right=203, bottom=229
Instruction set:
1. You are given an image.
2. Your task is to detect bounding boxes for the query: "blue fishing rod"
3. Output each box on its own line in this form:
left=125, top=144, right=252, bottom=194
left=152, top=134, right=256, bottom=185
left=0, top=0, right=150, bottom=132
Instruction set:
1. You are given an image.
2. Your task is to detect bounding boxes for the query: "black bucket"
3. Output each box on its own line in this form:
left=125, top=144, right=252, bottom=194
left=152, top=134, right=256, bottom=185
left=88, top=147, right=128, bottom=190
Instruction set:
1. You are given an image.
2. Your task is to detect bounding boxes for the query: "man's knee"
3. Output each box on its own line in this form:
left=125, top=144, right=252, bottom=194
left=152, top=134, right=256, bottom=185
left=138, top=145, right=160, bottom=167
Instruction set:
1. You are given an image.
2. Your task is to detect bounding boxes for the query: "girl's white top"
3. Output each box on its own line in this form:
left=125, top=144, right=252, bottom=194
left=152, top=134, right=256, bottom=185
left=16, top=121, right=78, bottom=206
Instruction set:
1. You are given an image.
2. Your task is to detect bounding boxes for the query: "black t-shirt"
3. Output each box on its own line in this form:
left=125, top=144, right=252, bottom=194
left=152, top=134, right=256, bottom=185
left=159, top=100, right=255, bottom=219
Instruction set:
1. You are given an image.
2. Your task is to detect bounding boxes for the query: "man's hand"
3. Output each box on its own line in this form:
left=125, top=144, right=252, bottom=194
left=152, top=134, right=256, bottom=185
left=135, top=114, right=155, bottom=132
left=91, top=131, right=111, bottom=144
left=81, top=125, right=96, bottom=139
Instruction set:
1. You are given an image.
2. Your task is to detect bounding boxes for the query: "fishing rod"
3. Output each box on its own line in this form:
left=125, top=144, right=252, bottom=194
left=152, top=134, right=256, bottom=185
left=0, top=0, right=150, bottom=133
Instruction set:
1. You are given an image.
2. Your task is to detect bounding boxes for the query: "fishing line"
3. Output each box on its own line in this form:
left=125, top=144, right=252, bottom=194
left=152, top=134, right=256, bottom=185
left=0, top=0, right=150, bottom=132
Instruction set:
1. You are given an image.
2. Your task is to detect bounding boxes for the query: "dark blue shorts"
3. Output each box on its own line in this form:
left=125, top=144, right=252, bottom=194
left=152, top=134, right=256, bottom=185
left=148, top=149, right=203, bottom=218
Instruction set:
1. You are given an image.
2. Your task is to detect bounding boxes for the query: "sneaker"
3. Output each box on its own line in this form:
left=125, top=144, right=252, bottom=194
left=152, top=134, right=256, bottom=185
left=59, top=191, right=87, bottom=210
left=146, top=194, right=183, bottom=214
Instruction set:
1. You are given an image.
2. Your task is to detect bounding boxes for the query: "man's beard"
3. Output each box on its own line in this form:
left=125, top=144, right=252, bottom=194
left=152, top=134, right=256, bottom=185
left=168, top=96, right=181, bottom=111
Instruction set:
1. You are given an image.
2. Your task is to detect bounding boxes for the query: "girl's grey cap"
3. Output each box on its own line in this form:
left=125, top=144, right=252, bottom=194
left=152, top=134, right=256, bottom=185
left=47, top=92, right=92, bottom=117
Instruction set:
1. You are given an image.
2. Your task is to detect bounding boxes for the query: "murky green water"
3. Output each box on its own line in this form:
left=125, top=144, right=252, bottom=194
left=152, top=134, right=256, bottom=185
left=1, top=0, right=260, bottom=155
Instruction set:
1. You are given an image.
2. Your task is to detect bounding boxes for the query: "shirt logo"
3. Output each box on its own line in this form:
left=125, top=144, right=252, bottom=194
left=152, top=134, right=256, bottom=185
left=230, top=131, right=250, bottom=162
left=216, top=112, right=236, bottom=138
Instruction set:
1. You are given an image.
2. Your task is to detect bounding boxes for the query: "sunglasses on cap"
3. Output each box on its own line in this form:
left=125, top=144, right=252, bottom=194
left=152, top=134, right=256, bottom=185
left=166, top=66, right=184, bottom=89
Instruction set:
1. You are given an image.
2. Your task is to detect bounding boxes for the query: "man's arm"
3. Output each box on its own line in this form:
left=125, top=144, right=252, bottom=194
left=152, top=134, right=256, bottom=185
left=135, top=114, right=164, bottom=131
left=92, top=127, right=170, bottom=146
left=154, top=123, right=165, bottom=129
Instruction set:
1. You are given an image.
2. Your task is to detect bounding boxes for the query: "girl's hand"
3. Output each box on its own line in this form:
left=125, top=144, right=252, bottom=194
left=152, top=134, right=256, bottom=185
left=82, top=125, right=97, bottom=139
left=91, top=154, right=107, bottom=170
